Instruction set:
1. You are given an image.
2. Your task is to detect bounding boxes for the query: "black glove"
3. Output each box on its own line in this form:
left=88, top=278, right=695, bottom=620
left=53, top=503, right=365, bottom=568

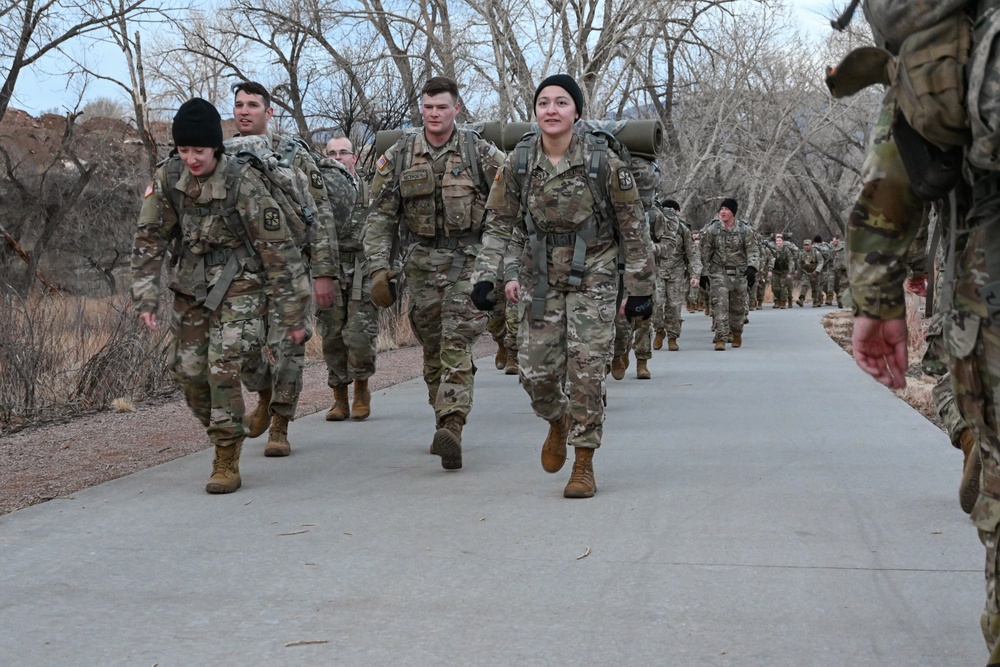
left=746, top=266, right=757, bottom=288
left=624, top=295, right=653, bottom=320
left=699, top=275, right=710, bottom=291
left=470, top=281, right=497, bottom=311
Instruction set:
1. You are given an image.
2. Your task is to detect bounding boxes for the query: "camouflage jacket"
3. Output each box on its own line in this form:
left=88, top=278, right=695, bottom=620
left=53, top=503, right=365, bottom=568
left=799, top=245, right=825, bottom=273
left=652, top=206, right=701, bottom=278
left=473, top=132, right=655, bottom=297
left=364, top=128, right=505, bottom=275
left=771, top=244, right=797, bottom=274
left=130, top=154, right=311, bottom=329
left=699, top=218, right=760, bottom=277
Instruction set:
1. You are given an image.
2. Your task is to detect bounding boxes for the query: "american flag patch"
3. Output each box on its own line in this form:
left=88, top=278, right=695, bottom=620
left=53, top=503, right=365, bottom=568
left=143, top=181, right=155, bottom=198
left=375, top=154, right=388, bottom=170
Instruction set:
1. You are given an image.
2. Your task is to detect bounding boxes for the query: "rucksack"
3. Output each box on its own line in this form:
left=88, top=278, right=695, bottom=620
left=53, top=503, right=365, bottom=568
left=966, top=3, right=1000, bottom=171
left=276, top=136, right=358, bottom=242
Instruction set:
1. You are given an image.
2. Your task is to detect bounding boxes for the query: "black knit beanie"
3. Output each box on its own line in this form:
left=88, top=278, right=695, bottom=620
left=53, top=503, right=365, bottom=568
left=720, top=198, right=738, bottom=215
left=172, top=98, right=223, bottom=149
left=534, top=74, right=584, bottom=117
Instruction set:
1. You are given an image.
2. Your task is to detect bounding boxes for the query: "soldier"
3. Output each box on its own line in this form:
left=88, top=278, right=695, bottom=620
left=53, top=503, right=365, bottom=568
left=316, top=136, right=378, bottom=421
left=229, top=81, right=350, bottom=458
left=770, top=233, right=796, bottom=309
left=795, top=237, right=824, bottom=307
left=131, top=98, right=311, bottom=493
left=471, top=74, right=655, bottom=498
left=754, top=233, right=773, bottom=310
left=651, top=199, right=701, bottom=351
left=687, top=229, right=702, bottom=312
left=700, top=198, right=759, bottom=350
left=813, top=234, right=834, bottom=305
left=364, top=76, right=504, bottom=471
left=829, top=234, right=848, bottom=308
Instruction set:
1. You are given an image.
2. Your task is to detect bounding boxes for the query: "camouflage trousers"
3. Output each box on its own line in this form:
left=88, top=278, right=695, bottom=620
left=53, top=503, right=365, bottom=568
left=519, top=282, right=616, bottom=450
left=241, top=304, right=312, bottom=420
left=755, top=274, right=768, bottom=307
left=709, top=270, right=748, bottom=342
left=315, top=279, right=378, bottom=389
left=406, top=256, right=487, bottom=422
left=772, top=272, right=793, bottom=305
left=169, top=294, right=265, bottom=447
left=832, top=268, right=848, bottom=304
left=798, top=273, right=822, bottom=306
left=613, top=314, right=631, bottom=358
left=654, top=274, right=689, bottom=339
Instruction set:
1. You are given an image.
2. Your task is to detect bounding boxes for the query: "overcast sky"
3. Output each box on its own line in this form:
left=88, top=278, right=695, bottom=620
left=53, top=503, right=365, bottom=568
left=11, top=0, right=838, bottom=118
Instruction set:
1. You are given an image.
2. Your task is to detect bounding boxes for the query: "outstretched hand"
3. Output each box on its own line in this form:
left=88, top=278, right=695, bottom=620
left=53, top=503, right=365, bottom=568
left=852, top=316, right=908, bottom=389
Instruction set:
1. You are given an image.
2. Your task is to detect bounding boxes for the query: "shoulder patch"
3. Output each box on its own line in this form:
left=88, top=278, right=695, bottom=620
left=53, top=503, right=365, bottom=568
left=376, top=153, right=389, bottom=172
left=310, top=171, right=323, bottom=190
left=617, top=168, right=634, bottom=191
left=263, top=207, right=281, bottom=231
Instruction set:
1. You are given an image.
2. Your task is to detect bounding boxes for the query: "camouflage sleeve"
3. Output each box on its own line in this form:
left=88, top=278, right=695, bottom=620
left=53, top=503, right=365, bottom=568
left=478, top=139, right=506, bottom=186
left=239, top=172, right=312, bottom=329
left=682, top=224, right=702, bottom=277
left=700, top=226, right=714, bottom=274
left=608, top=158, right=655, bottom=297
left=472, top=158, right=521, bottom=286
left=746, top=227, right=760, bottom=269
left=904, top=204, right=931, bottom=276
left=295, top=151, right=340, bottom=279
left=503, top=225, right=527, bottom=283
left=130, top=168, right=175, bottom=315
left=847, top=91, right=924, bottom=319
left=363, top=144, right=402, bottom=274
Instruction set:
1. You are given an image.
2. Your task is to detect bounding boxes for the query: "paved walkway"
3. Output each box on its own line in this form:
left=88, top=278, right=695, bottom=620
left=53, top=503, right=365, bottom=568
left=0, top=305, right=985, bottom=666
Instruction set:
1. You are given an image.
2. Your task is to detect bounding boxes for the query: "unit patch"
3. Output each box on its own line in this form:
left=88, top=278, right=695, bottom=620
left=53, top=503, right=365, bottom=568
left=310, top=171, right=323, bottom=190
left=617, top=168, right=634, bottom=191
left=263, top=207, right=281, bottom=231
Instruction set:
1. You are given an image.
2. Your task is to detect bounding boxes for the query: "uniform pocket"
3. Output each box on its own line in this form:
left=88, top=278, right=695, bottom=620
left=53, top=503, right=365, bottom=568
left=943, top=309, right=981, bottom=359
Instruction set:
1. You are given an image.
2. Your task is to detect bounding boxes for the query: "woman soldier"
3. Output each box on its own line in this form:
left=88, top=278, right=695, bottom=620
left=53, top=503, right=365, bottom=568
left=470, top=74, right=655, bottom=498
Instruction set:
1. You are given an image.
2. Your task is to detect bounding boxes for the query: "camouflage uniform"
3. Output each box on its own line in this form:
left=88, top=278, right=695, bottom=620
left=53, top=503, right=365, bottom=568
left=796, top=242, right=825, bottom=307
left=687, top=232, right=702, bottom=311
left=131, top=153, right=311, bottom=447
left=770, top=241, right=797, bottom=308
left=315, top=172, right=379, bottom=390
left=365, top=129, right=504, bottom=426
left=700, top=217, right=760, bottom=344
left=754, top=238, right=773, bottom=310
left=651, top=206, right=701, bottom=343
left=829, top=240, right=848, bottom=307
left=472, top=131, right=655, bottom=450
left=239, top=131, right=345, bottom=420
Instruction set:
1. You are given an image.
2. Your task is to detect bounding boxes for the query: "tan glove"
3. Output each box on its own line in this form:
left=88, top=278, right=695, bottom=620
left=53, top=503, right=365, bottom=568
left=371, top=269, right=398, bottom=308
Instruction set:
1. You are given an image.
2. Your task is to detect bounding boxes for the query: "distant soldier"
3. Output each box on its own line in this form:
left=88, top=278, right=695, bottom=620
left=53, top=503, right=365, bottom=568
left=796, top=238, right=824, bottom=308
left=687, top=229, right=702, bottom=312
left=753, top=233, right=773, bottom=310
left=829, top=234, right=847, bottom=308
left=317, top=136, right=379, bottom=421
left=651, top=199, right=701, bottom=351
left=700, top=198, right=759, bottom=350
left=813, top=234, right=834, bottom=305
left=770, top=233, right=797, bottom=309
left=131, top=98, right=311, bottom=494
left=365, top=76, right=505, bottom=471
left=229, top=81, right=352, bottom=458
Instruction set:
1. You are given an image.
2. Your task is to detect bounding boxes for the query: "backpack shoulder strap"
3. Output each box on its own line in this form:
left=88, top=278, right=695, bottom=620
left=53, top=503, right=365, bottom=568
left=459, top=128, right=490, bottom=198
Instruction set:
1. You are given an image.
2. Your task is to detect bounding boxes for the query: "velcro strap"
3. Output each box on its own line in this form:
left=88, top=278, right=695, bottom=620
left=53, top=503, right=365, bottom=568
left=547, top=232, right=575, bottom=246
left=351, top=255, right=364, bottom=301
left=447, top=252, right=466, bottom=283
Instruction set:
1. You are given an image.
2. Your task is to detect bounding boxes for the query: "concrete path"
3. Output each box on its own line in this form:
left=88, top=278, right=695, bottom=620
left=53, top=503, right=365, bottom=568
left=0, top=305, right=985, bottom=666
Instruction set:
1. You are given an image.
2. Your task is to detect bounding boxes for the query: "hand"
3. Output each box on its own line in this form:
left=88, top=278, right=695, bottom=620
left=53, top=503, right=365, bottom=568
left=905, top=274, right=927, bottom=297
left=699, top=275, right=710, bottom=291
left=624, top=295, right=653, bottom=320
left=689, top=277, right=699, bottom=288
left=852, top=316, right=908, bottom=389
left=746, top=266, right=757, bottom=287
left=371, top=269, right=398, bottom=308
left=139, top=311, right=158, bottom=332
left=470, top=281, right=498, bottom=311
left=313, top=276, right=339, bottom=309
left=505, top=280, right=521, bottom=303
left=286, top=327, right=308, bottom=345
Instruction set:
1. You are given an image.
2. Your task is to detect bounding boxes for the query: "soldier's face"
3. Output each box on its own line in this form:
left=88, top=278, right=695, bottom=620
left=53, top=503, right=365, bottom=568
left=420, top=92, right=459, bottom=144
left=325, top=137, right=357, bottom=174
left=832, top=237, right=841, bottom=247
left=178, top=146, right=218, bottom=177
left=535, top=86, right=577, bottom=138
left=233, top=91, right=273, bottom=136
left=776, top=236, right=783, bottom=248
left=719, top=206, right=735, bottom=224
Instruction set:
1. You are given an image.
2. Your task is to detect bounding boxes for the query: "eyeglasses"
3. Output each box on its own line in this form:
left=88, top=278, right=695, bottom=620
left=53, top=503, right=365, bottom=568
left=326, top=150, right=354, bottom=157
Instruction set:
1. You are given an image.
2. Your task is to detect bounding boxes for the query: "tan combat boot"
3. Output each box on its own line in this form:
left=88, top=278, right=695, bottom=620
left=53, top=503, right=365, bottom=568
left=351, top=379, right=371, bottom=421
left=504, top=347, right=519, bottom=375
left=611, top=354, right=627, bottom=380
left=636, top=358, right=651, bottom=379
left=206, top=440, right=243, bottom=494
left=244, top=388, right=272, bottom=438
left=668, top=337, right=679, bottom=351
left=959, top=428, right=981, bottom=515
left=714, top=340, right=726, bottom=351
left=432, top=414, right=464, bottom=470
left=564, top=447, right=596, bottom=498
left=494, top=342, right=507, bottom=370
left=731, top=333, right=742, bottom=348
left=653, top=331, right=665, bottom=350
left=264, top=414, right=291, bottom=457
left=325, top=385, right=350, bottom=421
left=542, top=413, right=571, bottom=473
